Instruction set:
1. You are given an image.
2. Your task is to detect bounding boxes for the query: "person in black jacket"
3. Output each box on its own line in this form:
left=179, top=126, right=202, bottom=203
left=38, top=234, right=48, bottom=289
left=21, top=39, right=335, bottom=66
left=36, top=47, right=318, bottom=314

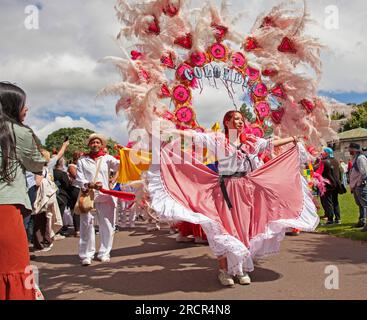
left=318, top=147, right=343, bottom=225
left=53, top=157, right=71, bottom=235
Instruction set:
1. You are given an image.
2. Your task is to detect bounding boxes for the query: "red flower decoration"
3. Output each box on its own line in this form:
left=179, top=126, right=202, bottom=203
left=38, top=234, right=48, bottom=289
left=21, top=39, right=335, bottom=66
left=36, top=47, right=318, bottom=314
left=174, top=33, right=192, bottom=49
left=231, top=52, right=246, bottom=68
left=271, top=84, right=286, bottom=99
left=163, top=3, right=179, bottom=17
left=176, top=106, right=194, bottom=123
left=262, top=69, right=278, bottom=77
left=244, top=37, right=260, bottom=51
left=160, top=83, right=171, bottom=98
left=271, top=108, right=285, bottom=124
left=209, top=43, right=227, bottom=60
left=278, top=37, right=297, bottom=54
left=139, top=69, right=150, bottom=82
left=260, top=16, right=275, bottom=28
left=130, top=50, right=142, bottom=60
left=161, top=52, right=175, bottom=69
left=173, top=85, right=191, bottom=104
left=211, top=23, right=228, bottom=42
left=190, top=51, right=207, bottom=67
left=147, top=16, right=160, bottom=35
left=300, top=99, right=315, bottom=113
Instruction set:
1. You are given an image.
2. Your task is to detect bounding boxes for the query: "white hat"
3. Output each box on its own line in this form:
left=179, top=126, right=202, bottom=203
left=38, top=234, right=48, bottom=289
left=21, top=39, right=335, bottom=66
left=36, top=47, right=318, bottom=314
left=86, top=133, right=107, bottom=146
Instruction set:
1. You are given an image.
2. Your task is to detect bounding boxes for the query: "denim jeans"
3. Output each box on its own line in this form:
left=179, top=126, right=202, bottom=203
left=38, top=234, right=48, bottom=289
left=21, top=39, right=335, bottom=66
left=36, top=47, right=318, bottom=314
left=353, top=184, right=367, bottom=223
left=23, top=185, right=37, bottom=243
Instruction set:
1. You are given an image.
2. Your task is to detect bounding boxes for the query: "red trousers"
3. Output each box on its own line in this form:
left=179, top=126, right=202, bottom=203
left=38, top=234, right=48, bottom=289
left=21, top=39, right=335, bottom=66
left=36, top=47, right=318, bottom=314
left=178, top=221, right=207, bottom=240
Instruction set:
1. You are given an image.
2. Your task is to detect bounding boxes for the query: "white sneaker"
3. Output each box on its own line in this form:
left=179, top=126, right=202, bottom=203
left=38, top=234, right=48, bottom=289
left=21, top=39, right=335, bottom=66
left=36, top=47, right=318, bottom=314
left=34, top=243, right=53, bottom=253
left=218, top=269, right=235, bottom=287
left=81, top=258, right=92, bottom=266
left=235, top=273, right=251, bottom=285
left=98, top=256, right=110, bottom=263
left=53, top=234, right=65, bottom=241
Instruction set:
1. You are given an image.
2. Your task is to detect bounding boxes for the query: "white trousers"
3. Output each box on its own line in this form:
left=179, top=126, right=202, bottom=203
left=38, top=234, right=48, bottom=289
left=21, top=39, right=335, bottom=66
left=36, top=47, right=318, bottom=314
left=79, top=199, right=116, bottom=260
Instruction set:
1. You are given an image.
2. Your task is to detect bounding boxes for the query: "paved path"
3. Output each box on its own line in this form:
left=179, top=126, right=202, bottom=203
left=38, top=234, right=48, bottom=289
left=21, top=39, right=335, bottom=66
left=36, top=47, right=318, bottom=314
left=31, top=224, right=367, bottom=300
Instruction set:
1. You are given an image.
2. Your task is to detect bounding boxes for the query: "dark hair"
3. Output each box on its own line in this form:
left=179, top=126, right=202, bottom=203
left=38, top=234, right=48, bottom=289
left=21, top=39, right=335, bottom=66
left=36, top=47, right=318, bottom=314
left=0, top=82, right=27, bottom=182
left=349, top=142, right=361, bottom=151
left=223, top=110, right=244, bottom=137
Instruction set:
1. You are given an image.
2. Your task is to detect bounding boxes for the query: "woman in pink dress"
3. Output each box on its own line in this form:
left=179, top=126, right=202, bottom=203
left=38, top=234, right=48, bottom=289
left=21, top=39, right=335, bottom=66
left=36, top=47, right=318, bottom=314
left=148, top=110, right=319, bottom=286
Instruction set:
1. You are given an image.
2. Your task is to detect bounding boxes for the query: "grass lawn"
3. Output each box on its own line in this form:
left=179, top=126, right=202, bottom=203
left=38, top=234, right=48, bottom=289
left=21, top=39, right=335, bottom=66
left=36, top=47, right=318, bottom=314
left=316, top=189, right=367, bottom=241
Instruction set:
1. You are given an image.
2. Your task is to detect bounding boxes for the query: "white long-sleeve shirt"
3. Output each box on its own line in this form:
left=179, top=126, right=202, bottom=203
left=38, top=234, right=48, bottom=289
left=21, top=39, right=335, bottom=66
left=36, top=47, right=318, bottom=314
left=75, top=154, right=120, bottom=203
left=192, top=131, right=272, bottom=174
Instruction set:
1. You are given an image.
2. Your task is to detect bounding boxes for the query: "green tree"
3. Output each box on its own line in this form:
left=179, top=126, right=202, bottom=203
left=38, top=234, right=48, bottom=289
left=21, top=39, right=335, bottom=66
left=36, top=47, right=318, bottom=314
left=342, top=102, right=367, bottom=131
left=44, top=127, right=118, bottom=160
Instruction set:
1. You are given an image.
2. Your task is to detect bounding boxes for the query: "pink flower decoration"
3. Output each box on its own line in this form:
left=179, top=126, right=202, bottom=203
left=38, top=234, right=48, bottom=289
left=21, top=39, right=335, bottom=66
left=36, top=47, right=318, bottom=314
left=176, top=63, right=198, bottom=88
left=176, top=107, right=194, bottom=123
left=255, top=102, right=270, bottom=118
left=251, top=126, right=264, bottom=138
left=231, top=52, right=246, bottom=68
left=253, top=82, right=268, bottom=97
left=173, top=85, right=190, bottom=104
left=190, top=51, right=207, bottom=67
left=245, top=66, right=260, bottom=81
left=210, top=43, right=227, bottom=60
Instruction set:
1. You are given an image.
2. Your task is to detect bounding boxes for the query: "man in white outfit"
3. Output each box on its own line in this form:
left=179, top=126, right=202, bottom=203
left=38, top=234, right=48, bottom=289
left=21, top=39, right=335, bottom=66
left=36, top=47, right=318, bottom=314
left=75, top=133, right=120, bottom=266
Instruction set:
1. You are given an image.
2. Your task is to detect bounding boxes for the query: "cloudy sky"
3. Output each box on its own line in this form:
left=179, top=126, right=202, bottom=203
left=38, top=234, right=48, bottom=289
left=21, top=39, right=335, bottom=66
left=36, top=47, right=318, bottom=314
left=1, top=0, right=366, bottom=144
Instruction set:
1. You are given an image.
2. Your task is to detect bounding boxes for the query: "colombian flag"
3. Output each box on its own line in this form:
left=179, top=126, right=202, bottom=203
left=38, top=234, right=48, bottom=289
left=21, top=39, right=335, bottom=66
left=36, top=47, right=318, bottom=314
left=117, top=148, right=152, bottom=183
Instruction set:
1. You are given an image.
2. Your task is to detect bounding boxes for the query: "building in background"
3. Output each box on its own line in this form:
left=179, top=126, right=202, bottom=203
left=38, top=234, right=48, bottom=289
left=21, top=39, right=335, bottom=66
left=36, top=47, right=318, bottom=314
left=333, top=128, right=367, bottom=161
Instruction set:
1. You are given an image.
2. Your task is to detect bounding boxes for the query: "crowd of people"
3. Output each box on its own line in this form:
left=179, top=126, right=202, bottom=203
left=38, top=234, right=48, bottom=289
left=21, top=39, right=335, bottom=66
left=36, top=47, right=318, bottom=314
left=1, top=82, right=367, bottom=299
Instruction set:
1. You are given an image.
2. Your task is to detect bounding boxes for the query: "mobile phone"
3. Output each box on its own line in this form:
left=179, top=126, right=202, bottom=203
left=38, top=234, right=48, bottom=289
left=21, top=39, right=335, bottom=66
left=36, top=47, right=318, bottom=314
left=64, top=136, right=69, bottom=142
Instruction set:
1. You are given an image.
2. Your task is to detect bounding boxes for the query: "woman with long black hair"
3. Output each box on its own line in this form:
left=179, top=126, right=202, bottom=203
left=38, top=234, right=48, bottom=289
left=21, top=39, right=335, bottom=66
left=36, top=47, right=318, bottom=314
left=0, top=82, right=45, bottom=300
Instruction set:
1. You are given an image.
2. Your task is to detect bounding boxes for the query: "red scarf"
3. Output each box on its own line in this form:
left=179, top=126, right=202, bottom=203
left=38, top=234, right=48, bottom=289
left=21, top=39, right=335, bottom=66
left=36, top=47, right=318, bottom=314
left=87, top=149, right=106, bottom=160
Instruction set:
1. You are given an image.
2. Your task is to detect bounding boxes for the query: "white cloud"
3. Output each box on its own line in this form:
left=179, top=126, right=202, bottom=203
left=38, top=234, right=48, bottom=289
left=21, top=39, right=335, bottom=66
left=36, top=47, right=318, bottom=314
left=33, top=116, right=95, bottom=142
